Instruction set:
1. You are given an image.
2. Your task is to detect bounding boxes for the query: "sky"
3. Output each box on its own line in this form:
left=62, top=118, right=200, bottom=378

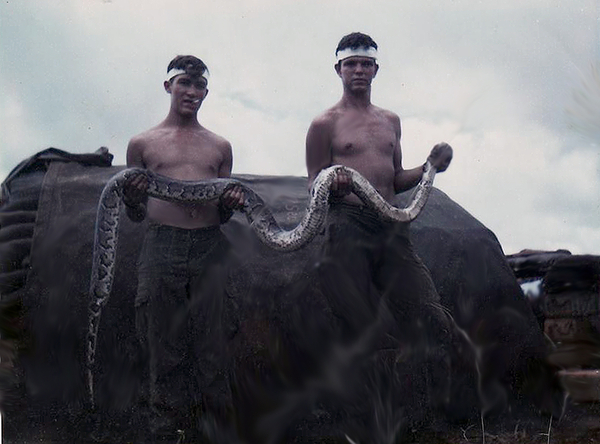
left=1, top=0, right=599, bottom=255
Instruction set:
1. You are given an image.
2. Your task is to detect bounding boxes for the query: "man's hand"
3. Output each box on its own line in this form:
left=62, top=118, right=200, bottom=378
left=220, top=185, right=245, bottom=210
left=330, top=169, right=353, bottom=197
left=123, top=173, right=149, bottom=207
left=427, top=142, right=453, bottom=173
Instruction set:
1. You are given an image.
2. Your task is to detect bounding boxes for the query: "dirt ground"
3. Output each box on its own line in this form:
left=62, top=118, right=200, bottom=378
left=408, top=402, right=600, bottom=444
left=2, top=400, right=598, bottom=443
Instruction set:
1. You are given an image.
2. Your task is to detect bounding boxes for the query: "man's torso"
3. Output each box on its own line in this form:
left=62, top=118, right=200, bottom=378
left=134, top=126, right=229, bottom=228
left=328, top=105, right=399, bottom=203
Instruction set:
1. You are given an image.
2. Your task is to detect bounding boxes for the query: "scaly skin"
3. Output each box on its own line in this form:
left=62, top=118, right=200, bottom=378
left=86, top=162, right=437, bottom=406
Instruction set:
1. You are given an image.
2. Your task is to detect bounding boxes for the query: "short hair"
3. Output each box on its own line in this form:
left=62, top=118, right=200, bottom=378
left=335, top=32, right=378, bottom=56
left=166, top=55, right=209, bottom=81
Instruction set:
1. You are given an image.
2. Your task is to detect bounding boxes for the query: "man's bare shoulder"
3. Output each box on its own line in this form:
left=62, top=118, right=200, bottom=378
left=200, top=127, right=232, bottom=150
left=309, top=106, right=342, bottom=131
left=372, top=106, right=402, bottom=137
left=127, top=127, right=164, bottom=166
left=128, top=125, right=165, bottom=148
left=373, top=105, right=401, bottom=124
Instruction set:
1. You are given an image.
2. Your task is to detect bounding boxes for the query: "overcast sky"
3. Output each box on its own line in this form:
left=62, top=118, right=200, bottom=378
left=1, top=0, right=599, bottom=255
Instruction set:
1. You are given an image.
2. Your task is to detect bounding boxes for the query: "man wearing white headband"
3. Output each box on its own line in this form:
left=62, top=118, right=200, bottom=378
left=304, top=32, right=457, bottom=428
left=335, top=44, right=379, bottom=63
left=123, top=54, right=243, bottom=442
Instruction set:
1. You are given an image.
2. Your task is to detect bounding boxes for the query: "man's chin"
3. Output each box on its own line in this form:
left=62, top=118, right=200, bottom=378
left=179, top=108, right=199, bottom=116
left=350, top=82, right=370, bottom=91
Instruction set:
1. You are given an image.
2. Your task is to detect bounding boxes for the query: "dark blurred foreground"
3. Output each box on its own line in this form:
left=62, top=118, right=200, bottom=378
left=0, top=149, right=590, bottom=443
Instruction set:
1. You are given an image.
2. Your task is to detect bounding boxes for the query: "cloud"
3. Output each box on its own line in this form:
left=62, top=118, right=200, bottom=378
left=203, top=94, right=308, bottom=176
left=1, top=0, right=599, bottom=254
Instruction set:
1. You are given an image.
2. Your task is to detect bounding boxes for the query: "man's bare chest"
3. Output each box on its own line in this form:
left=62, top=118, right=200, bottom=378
left=143, top=139, right=223, bottom=177
left=331, top=119, right=397, bottom=157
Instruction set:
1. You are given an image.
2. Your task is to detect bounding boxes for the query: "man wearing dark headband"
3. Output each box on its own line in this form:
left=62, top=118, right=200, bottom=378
left=124, top=55, right=243, bottom=442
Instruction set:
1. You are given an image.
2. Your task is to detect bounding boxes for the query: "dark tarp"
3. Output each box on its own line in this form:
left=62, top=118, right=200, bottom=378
left=506, top=249, right=573, bottom=280
left=543, top=255, right=600, bottom=294
left=0, top=150, right=562, bottom=442
left=0, top=147, right=112, bottom=300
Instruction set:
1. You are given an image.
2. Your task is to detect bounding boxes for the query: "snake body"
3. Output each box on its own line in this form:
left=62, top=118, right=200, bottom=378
left=86, top=163, right=437, bottom=405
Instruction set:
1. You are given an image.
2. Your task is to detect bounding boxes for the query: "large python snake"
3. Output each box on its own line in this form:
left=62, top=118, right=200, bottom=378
left=86, top=162, right=437, bottom=405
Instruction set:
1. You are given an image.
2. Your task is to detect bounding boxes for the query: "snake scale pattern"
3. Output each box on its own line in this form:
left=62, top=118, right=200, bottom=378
left=86, top=163, right=437, bottom=405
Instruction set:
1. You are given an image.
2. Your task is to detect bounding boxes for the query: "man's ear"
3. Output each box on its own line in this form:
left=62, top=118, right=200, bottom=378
left=373, top=63, right=379, bottom=78
left=205, top=88, right=209, bottom=98
left=334, top=62, right=342, bottom=77
left=164, top=80, right=172, bottom=93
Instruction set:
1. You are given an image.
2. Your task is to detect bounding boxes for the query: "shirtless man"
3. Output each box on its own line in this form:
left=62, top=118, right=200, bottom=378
left=305, top=33, right=456, bottom=419
left=123, top=55, right=243, bottom=442
left=306, top=33, right=452, bottom=202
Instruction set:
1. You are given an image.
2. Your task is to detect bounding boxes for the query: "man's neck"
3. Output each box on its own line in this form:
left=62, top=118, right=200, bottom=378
left=163, top=110, right=201, bottom=128
left=340, top=89, right=372, bottom=109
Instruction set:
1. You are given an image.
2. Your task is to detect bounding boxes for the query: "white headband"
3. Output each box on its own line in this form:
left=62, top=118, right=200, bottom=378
left=335, top=47, right=378, bottom=63
left=165, top=68, right=210, bottom=82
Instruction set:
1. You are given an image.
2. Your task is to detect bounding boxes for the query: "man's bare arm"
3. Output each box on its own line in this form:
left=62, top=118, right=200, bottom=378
left=391, top=115, right=424, bottom=193
left=217, top=141, right=234, bottom=180
left=306, top=115, right=352, bottom=195
left=217, top=141, right=244, bottom=221
left=124, top=138, right=148, bottom=222
left=394, top=140, right=454, bottom=194
left=393, top=151, right=426, bottom=193
left=306, top=117, right=333, bottom=189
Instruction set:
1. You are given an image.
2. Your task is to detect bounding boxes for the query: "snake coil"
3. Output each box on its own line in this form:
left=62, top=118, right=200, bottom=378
left=86, top=163, right=437, bottom=405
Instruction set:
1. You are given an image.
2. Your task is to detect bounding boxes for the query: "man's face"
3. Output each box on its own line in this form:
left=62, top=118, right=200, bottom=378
left=336, top=56, right=378, bottom=91
left=164, top=73, right=209, bottom=115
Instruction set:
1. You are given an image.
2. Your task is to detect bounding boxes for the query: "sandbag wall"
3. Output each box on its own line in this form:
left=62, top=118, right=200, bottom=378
left=543, top=256, right=600, bottom=370
left=0, top=163, right=43, bottom=414
left=507, top=250, right=600, bottom=402
left=506, top=249, right=573, bottom=329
